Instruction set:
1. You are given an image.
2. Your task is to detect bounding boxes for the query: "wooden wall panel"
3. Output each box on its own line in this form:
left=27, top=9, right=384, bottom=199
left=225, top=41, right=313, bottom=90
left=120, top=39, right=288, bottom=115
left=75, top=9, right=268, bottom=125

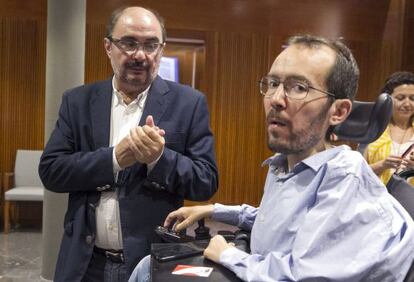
left=402, top=0, right=414, bottom=72
left=0, top=0, right=47, bottom=19
left=0, top=17, right=46, bottom=227
left=0, top=18, right=46, bottom=173
left=205, top=32, right=271, bottom=205
left=85, top=23, right=112, bottom=84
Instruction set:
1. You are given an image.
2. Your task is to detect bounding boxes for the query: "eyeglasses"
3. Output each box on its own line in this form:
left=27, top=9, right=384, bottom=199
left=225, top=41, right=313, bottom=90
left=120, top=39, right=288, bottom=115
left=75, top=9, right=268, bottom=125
left=259, top=76, right=336, bottom=100
left=108, top=37, right=165, bottom=55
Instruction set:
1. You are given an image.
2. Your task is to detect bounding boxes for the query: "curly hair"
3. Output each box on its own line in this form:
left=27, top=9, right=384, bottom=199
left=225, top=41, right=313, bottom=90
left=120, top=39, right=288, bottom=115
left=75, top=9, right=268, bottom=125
left=381, top=71, right=414, bottom=94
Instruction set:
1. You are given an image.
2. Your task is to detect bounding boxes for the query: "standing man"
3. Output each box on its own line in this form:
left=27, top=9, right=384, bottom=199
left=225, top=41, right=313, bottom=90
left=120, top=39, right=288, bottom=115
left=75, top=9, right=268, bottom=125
left=148, top=35, right=414, bottom=281
left=39, top=6, right=218, bottom=282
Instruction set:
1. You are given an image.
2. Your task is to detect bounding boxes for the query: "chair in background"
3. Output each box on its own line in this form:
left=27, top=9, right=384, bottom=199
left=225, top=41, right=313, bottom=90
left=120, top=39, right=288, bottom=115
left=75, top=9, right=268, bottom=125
left=3, top=150, right=44, bottom=233
left=333, top=93, right=392, bottom=153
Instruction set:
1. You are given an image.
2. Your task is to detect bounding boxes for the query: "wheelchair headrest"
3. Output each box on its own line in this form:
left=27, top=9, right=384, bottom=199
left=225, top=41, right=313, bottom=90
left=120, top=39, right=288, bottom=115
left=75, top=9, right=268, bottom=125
left=333, top=93, right=392, bottom=144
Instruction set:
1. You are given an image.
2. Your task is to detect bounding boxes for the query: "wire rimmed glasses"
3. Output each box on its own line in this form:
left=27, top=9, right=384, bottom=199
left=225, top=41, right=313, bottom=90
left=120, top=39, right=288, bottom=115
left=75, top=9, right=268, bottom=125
left=108, top=37, right=165, bottom=55
left=259, top=76, right=336, bottom=100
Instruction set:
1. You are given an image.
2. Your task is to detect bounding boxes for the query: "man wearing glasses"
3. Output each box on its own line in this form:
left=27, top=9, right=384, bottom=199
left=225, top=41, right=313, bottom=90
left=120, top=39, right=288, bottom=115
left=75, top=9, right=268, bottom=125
left=136, top=35, right=414, bottom=281
left=39, top=6, right=218, bottom=282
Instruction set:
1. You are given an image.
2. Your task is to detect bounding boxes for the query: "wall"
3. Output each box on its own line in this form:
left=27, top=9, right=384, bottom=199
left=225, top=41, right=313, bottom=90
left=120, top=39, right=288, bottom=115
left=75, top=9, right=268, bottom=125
left=402, top=0, right=414, bottom=72
left=1, top=0, right=413, bottom=210
left=0, top=1, right=47, bottom=174
left=0, top=1, right=47, bottom=224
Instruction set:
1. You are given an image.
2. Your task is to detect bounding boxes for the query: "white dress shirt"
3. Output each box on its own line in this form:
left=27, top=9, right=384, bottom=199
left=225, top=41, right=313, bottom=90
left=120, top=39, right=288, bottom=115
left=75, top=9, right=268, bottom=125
left=95, top=78, right=149, bottom=250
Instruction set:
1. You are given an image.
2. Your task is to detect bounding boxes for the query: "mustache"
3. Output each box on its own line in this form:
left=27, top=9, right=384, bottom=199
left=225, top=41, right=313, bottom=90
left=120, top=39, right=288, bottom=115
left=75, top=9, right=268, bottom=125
left=266, top=109, right=290, bottom=125
left=125, top=61, right=148, bottom=69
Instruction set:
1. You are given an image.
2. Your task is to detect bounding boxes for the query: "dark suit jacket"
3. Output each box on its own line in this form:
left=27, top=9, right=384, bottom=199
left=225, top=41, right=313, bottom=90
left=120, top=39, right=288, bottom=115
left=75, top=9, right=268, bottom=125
left=39, top=76, right=218, bottom=282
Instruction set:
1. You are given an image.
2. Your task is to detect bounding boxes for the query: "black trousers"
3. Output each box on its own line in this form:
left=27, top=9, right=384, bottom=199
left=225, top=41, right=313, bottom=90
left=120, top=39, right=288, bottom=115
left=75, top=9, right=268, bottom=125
left=82, top=248, right=128, bottom=282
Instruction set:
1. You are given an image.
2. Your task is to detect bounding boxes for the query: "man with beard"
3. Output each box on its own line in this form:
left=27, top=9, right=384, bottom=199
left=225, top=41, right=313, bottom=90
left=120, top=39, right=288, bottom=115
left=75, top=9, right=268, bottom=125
left=39, top=6, right=218, bottom=282
left=131, top=35, right=414, bottom=282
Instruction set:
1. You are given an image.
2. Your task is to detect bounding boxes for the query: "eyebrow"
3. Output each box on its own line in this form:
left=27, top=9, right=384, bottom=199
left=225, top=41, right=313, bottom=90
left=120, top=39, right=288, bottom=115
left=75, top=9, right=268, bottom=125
left=267, top=74, right=312, bottom=85
left=119, top=36, right=161, bottom=43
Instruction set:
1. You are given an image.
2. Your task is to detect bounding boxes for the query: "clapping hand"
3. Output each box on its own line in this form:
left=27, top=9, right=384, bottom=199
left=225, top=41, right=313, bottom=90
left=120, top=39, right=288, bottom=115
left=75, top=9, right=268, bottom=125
left=115, top=115, right=165, bottom=168
left=127, top=115, right=165, bottom=164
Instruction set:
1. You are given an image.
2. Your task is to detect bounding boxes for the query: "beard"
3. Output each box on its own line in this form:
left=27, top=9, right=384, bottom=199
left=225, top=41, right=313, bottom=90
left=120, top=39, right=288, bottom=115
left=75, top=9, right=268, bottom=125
left=112, top=59, right=156, bottom=91
left=122, top=60, right=151, bottom=85
left=267, top=100, right=332, bottom=154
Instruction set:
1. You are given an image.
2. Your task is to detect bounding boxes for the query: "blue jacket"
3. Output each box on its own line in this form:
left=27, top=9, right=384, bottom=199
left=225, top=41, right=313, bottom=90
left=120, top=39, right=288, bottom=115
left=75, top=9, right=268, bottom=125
left=39, top=76, right=218, bottom=281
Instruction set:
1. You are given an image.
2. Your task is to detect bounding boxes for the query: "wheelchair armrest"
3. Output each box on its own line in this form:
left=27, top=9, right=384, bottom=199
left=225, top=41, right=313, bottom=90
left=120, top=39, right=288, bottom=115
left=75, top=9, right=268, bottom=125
left=234, top=230, right=251, bottom=253
left=398, top=169, right=414, bottom=179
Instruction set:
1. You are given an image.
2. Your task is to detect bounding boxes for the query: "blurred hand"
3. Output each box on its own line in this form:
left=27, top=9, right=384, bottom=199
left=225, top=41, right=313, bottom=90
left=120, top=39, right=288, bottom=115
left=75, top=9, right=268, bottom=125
left=163, top=205, right=214, bottom=232
left=203, top=235, right=235, bottom=263
left=401, top=152, right=414, bottom=170
left=115, top=115, right=165, bottom=168
left=127, top=115, right=165, bottom=164
left=382, top=155, right=403, bottom=170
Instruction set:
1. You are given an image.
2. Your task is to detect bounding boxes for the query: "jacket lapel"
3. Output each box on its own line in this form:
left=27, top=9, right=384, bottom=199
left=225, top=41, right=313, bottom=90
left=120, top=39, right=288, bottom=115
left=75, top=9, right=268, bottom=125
left=140, top=76, right=171, bottom=126
left=90, top=79, right=113, bottom=149
left=120, top=77, right=170, bottom=186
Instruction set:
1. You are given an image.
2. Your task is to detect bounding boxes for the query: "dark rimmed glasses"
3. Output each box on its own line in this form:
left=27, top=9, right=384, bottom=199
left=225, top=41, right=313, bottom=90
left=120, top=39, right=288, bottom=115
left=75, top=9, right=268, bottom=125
left=108, top=37, right=165, bottom=55
left=259, top=76, right=336, bottom=100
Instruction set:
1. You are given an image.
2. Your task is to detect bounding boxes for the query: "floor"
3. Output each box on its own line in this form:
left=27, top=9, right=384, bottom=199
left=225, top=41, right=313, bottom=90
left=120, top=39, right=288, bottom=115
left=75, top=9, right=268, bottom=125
left=0, top=220, right=237, bottom=281
left=0, top=228, right=44, bottom=282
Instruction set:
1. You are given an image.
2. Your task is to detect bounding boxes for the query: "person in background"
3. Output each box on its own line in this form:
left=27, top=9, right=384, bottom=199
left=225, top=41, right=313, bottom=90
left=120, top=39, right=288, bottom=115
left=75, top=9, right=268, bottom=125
left=38, top=6, right=218, bottom=282
left=130, top=35, right=414, bottom=282
left=365, top=71, right=414, bottom=185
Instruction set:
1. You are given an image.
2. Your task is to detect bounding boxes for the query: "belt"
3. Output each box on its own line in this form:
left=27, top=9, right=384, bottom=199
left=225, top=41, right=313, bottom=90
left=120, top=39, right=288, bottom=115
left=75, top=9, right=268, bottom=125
left=93, top=246, right=124, bottom=263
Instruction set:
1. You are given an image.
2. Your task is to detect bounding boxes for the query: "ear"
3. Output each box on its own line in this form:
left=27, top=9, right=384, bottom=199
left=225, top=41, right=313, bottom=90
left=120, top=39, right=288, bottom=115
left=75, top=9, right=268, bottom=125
left=104, top=38, right=112, bottom=59
left=328, top=99, right=352, bottom=126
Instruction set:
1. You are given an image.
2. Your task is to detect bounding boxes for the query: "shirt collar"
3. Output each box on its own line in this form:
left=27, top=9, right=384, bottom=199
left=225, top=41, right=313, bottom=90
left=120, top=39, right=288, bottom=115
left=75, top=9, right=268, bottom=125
left=263, top=145, right=350, bottom=174
left=111, top=77, right=151, bottom=107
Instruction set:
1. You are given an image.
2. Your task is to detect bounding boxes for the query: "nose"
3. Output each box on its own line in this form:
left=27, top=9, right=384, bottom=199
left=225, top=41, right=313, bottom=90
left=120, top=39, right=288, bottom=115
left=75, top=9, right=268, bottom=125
left=269, top=84, right=287, bottom=108
left=401, top=97, right=413, bottom=107
left=131, top=47, right=146, bottom=60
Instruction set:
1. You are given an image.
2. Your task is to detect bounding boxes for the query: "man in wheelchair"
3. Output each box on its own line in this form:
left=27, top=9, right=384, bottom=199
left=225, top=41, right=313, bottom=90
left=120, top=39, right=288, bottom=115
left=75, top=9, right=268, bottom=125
left=130, top=35, right=414, bottom=282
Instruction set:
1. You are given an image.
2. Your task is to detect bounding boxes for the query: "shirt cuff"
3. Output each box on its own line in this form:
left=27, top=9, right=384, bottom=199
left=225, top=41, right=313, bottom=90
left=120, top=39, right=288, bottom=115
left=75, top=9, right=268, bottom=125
left=219, top=246, right=249, bottom=267
left=112, top=147, right=122, bottom=174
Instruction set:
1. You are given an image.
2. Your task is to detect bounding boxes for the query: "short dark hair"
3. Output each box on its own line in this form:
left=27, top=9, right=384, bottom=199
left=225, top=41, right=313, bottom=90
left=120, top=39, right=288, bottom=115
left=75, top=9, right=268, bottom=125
left=106, top=6, right=167, bottom=43
left=381, top=71, right=414, bottom=94
left=286, top=35, right=360, bottom=100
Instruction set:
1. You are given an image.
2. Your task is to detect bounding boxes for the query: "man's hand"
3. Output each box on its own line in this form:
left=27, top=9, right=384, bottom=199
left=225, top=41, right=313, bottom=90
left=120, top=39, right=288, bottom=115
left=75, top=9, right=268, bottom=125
left=203, top=235, right=235, bottom=263
left=114, top=115, right=165, bottom=168
left=163, top=205, right=214, bottom=232
left=114, top=137, right=137, bottom=169
left=127, top=115, right=165, bottom=164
